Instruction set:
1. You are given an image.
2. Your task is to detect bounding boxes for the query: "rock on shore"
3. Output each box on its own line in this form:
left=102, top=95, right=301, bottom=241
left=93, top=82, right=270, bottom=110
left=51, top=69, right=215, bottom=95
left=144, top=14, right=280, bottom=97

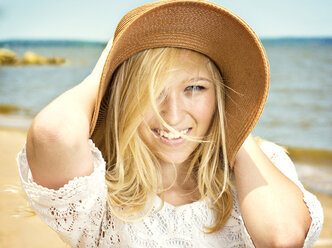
left=21, top=51, right=66, bottom=65
left=0, top=48, right=18, bottom=65
left=0, top=48, right=66, bottom=66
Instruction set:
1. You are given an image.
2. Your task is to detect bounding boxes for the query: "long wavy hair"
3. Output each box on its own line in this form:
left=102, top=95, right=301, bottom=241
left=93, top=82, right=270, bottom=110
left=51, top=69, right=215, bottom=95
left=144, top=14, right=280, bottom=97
left=92, top=47, right=233, bottom=233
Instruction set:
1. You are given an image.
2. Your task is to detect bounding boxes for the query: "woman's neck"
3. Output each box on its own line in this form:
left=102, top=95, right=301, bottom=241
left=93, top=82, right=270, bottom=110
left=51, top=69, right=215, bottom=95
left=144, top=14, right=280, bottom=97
left=161, top=160, right=191, bottom=187
left=159, top=161, right=200, bottom=206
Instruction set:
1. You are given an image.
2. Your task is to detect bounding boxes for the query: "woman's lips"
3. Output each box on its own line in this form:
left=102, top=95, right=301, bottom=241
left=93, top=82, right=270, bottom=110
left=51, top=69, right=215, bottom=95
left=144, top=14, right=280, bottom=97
left=152, top=128, right=192, bottom=146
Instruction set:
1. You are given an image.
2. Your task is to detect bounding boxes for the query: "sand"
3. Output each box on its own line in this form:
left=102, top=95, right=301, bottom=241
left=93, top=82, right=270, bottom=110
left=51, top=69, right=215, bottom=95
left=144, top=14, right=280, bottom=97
left=0, top=128, right=67, bottom=248
left=0, top=127, right=331, bottom=247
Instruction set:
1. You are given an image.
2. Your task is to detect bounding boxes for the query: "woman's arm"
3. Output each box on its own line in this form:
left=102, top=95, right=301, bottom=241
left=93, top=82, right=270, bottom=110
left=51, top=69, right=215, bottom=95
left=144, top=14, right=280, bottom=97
left=234, top=134, right=311, bottom=248
left=26, top=40, right=112, bottom=190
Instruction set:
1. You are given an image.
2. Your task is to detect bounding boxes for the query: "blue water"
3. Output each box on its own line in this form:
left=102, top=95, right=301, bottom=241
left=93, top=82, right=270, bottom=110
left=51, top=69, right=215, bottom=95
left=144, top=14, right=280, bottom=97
left=254, top=39, right=332, bottom=150
left=0, top=39, right=331, bottom=151
left=0, top=41, right=103, bottom=115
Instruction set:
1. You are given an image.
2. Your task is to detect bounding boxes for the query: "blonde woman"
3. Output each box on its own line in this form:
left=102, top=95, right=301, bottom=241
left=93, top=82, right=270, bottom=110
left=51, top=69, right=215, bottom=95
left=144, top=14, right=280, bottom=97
left=18, top=1, right=323, bottom=247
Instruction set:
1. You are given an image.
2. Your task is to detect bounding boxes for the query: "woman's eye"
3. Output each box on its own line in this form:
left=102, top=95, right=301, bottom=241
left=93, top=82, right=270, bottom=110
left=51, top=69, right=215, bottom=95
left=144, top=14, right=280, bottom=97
left=185, top=85, right=205, bottom=91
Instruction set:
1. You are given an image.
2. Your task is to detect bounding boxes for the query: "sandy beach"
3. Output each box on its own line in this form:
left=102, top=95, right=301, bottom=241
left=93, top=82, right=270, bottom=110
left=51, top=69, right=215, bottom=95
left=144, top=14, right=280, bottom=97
left=0, top=127, right=331, bottom=247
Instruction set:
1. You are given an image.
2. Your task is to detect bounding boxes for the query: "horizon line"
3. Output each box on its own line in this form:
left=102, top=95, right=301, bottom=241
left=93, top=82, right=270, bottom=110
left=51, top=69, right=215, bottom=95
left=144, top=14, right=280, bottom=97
left=1, top=36, right=332, bottom=43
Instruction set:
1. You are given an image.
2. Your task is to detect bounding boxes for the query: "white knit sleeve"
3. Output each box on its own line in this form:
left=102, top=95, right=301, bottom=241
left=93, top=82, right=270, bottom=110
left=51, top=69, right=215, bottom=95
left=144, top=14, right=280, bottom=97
left=17, top=139, right=108, bottom=247
left=258, top=141, right=324, bottom=248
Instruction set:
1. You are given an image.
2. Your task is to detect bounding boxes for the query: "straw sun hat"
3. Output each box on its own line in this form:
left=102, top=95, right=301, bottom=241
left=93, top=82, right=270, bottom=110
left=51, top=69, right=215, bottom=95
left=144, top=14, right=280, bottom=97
left=90, top=0, right=270, bottom=166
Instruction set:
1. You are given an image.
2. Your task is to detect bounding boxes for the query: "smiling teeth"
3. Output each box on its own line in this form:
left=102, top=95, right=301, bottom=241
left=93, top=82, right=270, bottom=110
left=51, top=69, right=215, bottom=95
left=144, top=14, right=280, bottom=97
left=157, top=128, right=189, bottom=139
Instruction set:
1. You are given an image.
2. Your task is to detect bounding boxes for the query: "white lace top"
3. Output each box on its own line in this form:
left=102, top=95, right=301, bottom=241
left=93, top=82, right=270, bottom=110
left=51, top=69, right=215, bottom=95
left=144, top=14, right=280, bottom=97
left=17, top=140, right=323, bottom=248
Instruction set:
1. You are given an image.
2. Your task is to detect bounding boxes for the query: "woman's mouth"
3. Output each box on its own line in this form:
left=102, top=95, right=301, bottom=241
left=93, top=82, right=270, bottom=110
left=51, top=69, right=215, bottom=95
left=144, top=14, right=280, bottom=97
left=152, top=128, right=192, bottom=145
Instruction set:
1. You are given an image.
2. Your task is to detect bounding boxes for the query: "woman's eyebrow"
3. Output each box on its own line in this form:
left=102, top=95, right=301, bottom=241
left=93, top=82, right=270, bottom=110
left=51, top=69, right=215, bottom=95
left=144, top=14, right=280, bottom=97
left=187, top=77, right=213, bottom=84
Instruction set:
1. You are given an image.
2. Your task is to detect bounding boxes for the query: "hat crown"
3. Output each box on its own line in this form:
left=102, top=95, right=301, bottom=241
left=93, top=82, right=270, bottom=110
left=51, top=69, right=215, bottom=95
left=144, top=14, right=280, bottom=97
left=114, top=1, right=159, bottom=41
left=114, top=0, right=218, bottom=43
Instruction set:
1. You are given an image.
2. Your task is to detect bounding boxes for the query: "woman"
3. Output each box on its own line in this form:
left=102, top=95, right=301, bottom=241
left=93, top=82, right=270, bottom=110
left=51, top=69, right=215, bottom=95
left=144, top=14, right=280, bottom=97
left=18, top=0, right=323, bottom=247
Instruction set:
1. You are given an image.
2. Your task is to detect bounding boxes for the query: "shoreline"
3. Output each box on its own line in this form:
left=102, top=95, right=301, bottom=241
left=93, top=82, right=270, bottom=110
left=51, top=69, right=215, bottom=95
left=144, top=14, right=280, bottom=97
left=0, top=114, right=331, bottom=196
left=0, top=114, right=32, bottom=130
left=0, top=113, right=331, bottom=197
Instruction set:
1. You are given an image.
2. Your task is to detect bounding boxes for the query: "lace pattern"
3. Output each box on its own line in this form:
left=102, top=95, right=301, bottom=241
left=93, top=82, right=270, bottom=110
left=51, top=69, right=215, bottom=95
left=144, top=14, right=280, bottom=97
left=17, top=140, right=323, bottom=247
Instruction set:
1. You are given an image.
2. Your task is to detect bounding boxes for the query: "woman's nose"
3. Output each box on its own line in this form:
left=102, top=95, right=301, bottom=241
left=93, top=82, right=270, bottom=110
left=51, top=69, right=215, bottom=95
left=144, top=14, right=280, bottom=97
left=159, top=92, right=184, bottom=125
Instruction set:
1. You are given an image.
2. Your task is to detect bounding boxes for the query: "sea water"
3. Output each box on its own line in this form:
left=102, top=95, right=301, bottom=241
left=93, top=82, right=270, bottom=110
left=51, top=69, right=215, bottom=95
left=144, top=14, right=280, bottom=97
left=255, top=39, right=332, bottom=151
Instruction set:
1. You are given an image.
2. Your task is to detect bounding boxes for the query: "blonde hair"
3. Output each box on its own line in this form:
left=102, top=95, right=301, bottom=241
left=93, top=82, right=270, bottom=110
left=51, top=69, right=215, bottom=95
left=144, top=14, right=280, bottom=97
left=93, top=47, right=233, bottom=233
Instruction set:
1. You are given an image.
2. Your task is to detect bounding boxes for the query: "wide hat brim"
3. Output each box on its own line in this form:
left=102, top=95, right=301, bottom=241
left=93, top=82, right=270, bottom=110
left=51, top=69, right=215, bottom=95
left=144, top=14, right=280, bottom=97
left=90, top=0, right=270, bottom=166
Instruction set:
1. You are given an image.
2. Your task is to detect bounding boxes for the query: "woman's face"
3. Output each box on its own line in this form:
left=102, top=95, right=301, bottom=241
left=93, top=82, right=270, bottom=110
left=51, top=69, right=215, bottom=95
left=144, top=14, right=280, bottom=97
left=138, top=49, right=216, bottom=166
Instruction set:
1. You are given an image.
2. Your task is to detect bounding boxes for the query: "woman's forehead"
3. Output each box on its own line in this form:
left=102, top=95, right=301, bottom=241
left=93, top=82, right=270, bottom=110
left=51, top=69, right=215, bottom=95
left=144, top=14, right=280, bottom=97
left=177, top=48, right=210, bottom=65
left=167, top=52, right=213, bottom=81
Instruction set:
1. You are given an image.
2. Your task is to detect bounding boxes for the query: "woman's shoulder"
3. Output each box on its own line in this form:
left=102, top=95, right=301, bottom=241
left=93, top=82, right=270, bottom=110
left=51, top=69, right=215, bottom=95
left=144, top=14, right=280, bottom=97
left=254, top=136, right=288, bottom=156
left=254, top=137, right=299, bottom=180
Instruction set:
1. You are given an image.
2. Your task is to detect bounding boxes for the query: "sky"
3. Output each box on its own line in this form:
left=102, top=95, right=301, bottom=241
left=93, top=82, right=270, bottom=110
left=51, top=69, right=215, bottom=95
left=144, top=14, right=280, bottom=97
left=0, top=0, right=331, bottom=41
